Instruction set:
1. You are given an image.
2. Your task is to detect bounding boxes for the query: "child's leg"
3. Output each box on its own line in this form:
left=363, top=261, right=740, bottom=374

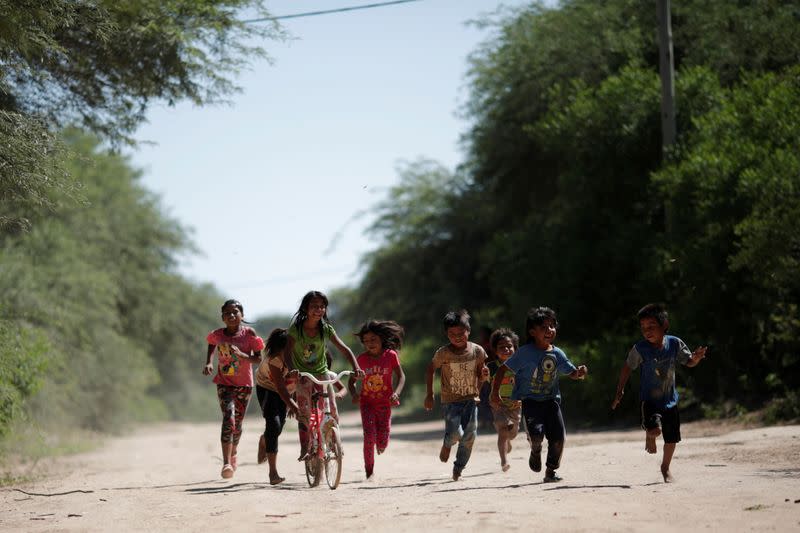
left=496, top=424, right=510, bottom=471
left=453, top=401, right=478, bottom=478
left=295, top=379, right=313, bottom=459
left=522, top=399, right=545, bottom=472
left=440, top=403, right=463, bottom=462
left=227, top=386, right=250, bottom=470
left=264, top=390, right=287, bottom=483
left=361, top=404, right=378, bottom=477
left=256, top=386, right=269, bottom=464
left=641, top=401, right=662, bottom=454
left=660, top=406, right=681, bottom=482
left=375, top=404, right=392, bottom=454
left=217, top=386, right=234, bottom=469
left=542, top=400, right=566, bottom=479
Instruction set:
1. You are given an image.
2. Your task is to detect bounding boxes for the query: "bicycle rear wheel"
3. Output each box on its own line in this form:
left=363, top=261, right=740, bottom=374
left=324, top=426, right=343, bottom=489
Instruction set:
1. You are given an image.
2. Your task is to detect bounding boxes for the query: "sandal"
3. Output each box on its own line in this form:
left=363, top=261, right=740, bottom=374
left=221, top=463, right=234, bottom=479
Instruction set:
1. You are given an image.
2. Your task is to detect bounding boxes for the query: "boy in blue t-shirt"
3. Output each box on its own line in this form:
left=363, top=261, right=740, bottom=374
left=490, top=307, right=587, bottom=483
left=611, top=303, right=708, bottom=482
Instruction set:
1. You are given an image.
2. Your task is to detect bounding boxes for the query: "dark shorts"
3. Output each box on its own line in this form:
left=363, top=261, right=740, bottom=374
left=641, top=402, right=681, bottom=444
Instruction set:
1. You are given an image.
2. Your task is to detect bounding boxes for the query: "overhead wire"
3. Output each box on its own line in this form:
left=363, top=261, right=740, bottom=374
left=242, top=0, right=422, bottom=23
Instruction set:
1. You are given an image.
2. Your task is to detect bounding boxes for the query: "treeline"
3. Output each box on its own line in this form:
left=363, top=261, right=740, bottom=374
left=336, top=0, right=800, bottom=423
left=0, top=131, right=226, bottom=441
left=0, top=0, right=283, bottom=453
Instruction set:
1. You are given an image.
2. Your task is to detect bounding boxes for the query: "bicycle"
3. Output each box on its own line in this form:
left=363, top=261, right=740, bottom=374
left=297, top=370, right=353, bottom=489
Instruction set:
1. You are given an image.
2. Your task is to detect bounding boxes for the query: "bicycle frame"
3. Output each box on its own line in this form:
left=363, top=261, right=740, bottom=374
left=298, top=370, right=353, bottom=489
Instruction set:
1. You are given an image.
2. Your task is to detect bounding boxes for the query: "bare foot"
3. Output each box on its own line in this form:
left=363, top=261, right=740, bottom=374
left=501, top=463, right=510, bottom=472
left=377, top=447, right=386, bottom=455
left=645, top=435, right=657, bottom=454
left=269, top=473, right=285, bottom=485
left=661, top=465, right=674, bottom=483
left=439, top=445, right=451, bottom=463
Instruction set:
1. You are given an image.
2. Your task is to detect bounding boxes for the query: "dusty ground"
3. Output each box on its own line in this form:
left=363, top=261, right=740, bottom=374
left=2, top=412, right=799, bottom=532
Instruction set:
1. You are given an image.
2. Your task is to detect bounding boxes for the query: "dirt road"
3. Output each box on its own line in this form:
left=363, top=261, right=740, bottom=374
left=2, top=413, right=799, bottom=532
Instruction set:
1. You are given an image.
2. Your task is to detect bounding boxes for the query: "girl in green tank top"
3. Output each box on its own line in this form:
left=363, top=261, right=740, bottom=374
left=284, top=291, right=365, bottom=458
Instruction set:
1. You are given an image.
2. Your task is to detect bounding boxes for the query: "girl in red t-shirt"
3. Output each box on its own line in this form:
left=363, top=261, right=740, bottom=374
left=348, top=320, right=406, bottom=479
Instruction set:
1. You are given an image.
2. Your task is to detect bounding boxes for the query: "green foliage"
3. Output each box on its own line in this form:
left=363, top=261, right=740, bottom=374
left=0, top=322, right=49, bottom=435
left=0, top=130, right=224, bottom=444
left=0, top=0, right=284, bottom=232
left=341, top=0, right=800, bottom=423
left=0, top=0, right=283, bottom=144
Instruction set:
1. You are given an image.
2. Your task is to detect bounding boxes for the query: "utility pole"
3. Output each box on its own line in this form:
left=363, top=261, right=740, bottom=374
left=657, top=0, right=676, bottom=153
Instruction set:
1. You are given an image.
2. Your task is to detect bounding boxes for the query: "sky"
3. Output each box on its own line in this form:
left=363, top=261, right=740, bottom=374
left=130, top=0, right=531, bottom=320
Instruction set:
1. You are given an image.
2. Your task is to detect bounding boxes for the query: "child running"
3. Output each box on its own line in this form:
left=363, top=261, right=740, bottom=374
left=348, top=320, right=406, bottom=479
left=203, top=299, right=265, bottom=479
left=284, top=290, right=364, bottom=460
left=254, top=328, right=299, bottom=485
left=490, top=306, right=587, bottom=483
left=487, top=328, right=521, bottom=472
left=611, top=303, right=708, bottom=482
left=424, top=309, right=489, bottom=481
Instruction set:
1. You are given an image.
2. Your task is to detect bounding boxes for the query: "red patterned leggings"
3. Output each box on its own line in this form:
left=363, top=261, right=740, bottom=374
left=360, top=403, right=392, bottom=475
left=216, top=385, right=252, bottom=444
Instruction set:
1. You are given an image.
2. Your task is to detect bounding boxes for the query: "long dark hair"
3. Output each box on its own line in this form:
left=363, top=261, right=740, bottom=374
left=265, top=328, right=288, bottom=358
left=291, top=290, right=330, bottom=340
left=355, top=319, right=405, bottom=351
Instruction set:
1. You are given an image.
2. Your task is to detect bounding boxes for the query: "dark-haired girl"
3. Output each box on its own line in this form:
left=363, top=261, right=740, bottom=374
left=254, top=328, right=299, bottom=485
left=348, top=320, right=406, bottom=479
left=203, top=299, right=264, bottom=479
left=284, top=291, right=364, bottom=460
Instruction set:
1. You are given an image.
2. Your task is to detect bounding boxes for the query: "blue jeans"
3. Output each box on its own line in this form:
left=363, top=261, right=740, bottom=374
left=442, top=400, right=478, bottom=471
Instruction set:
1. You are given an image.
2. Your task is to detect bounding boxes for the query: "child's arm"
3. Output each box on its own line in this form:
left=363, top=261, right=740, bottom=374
left=423, top=362, right=437, bottom=410
left=333, top=380, right=348, bottom=399
left=611, top=363, right=632, bottom=409
left=230, top=344, right=261, bottom=364
left=203, top=344, right=215, bottom=375
left=331, top=332, right=365, bottom=378
left=391, top=364, right=406, bottom=404
left=685, top=345, right=708, bottom=367
left=270, top=364, right=299, bottom=416
left=475, top=350, right=490, bottom=383
left=283, top=337, right=297, bottom=375
left=568, top=364, right=588, bottom=380
left=347, top=373, right=360, bottom=404
left=489, top=365, right=506, bottom=406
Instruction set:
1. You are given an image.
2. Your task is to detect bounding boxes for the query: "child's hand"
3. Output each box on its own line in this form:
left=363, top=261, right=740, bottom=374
left=611, top=390, right=623, bottom=410
left=480, top=365, right=490, bottom=381
left=575, top=365, right=588, bottom=379
left=353, top=368, right=366, bottom=380
left=390, top=392, right=400, bottom=406
left=423, top=393, right=434, bottom=411
left=287, top=398, right=299, bottom=418
left=692, top=346, right=708, bottom=362
left=202, top=363, right=213, bottom=376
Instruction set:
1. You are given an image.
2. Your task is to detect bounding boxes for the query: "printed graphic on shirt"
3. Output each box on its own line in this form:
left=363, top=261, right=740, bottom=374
left=445, top=360, right=476, bottom=397
left=529, top=352, right=558, bottom=395
left=649, top=357, right=676, bottom=400
left=302, top=342, right=317, bottom=362
left=363, top=373, right=388, bottom=398
left=218, top=344, right=239, bottom=376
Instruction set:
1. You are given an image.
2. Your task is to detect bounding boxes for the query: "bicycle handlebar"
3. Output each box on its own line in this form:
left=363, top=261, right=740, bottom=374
left=296, top=370, right=355, bottom=386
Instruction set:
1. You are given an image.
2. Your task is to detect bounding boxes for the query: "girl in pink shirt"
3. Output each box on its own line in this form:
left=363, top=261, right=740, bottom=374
left=203, top=299, right=264, bottom=479
left=348, top=320, right=406, bottom=479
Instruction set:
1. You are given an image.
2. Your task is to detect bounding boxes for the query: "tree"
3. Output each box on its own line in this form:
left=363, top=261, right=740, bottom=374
left=0, top=0, right=283, bottom=230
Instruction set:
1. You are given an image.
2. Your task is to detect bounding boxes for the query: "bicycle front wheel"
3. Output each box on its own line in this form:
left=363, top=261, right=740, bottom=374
left=324, top=426, right=343, bottom=489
